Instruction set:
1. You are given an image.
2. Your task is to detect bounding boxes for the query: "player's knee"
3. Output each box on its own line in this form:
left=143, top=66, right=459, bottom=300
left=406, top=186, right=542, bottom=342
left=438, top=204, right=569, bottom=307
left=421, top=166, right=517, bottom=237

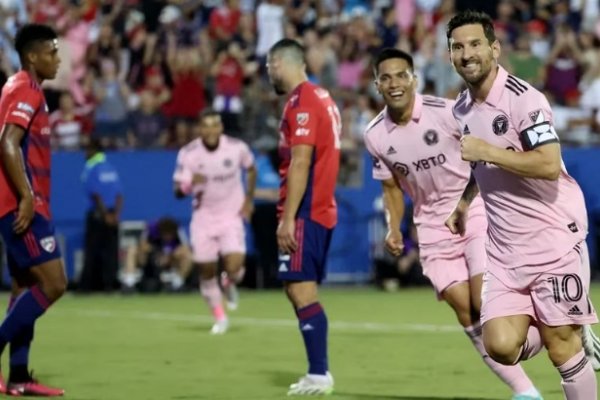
left=284, top=282, right=318, bottom=308
left=42, top=277, right=67, bottom=302
left=483, top=331, right=522, bottom=365
left=544, top=326, right=582, bottom=366
left=198, top=263, right=217, bottom=280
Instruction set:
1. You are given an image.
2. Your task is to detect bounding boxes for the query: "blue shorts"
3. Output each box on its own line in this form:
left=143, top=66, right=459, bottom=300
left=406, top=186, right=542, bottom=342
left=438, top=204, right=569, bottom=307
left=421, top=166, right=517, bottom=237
left=278, top=218, right=333, bottom=284
left=0, top=212, right=62, bottom=274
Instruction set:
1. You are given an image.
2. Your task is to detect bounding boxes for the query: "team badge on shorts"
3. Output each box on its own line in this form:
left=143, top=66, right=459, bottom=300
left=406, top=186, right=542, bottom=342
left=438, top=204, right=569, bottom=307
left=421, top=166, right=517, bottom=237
left=40, top=236, right=56, bottom=253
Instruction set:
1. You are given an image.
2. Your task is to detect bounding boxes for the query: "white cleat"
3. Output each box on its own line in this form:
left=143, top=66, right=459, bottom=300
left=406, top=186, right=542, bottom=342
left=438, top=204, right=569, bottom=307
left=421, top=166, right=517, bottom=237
left=287, top=372, right=334, bottom=396
left=582, top=325, right=600, bottom=371
left=210, top=319, right=229, bottom=335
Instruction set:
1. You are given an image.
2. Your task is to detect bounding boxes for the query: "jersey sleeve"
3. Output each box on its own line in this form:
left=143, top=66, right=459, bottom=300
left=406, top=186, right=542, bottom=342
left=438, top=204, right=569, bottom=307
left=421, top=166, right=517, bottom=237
left=286, top=106, right=318, bottom=147
left=364, top=131, right=392, bottom=181
left=514, top=91, right=559, bottom=151
left=4, top=85, right=41, bottom=130
left=173, top=148, right=192, bottom=189
left=239, top=141, right=255, bottom=169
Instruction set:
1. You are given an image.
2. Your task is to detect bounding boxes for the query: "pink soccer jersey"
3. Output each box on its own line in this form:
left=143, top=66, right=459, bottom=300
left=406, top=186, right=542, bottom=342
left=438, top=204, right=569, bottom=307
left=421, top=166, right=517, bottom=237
left=173, top=135, right=255, bottom=220
left=452, top=66, right=588, bottom=268
left=364, top=93, right=486, bottom=245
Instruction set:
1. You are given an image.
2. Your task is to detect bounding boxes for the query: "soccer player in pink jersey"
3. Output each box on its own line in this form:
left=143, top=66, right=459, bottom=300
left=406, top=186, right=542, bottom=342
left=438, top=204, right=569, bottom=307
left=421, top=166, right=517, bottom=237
left=446, top=10, right=598, bottom=399
left=173, top=109, right=256, bottom=335
left=0, top=24, right=66, bottom=396
left=267, top=39, right=340, bottom=396
left=364, top=48, right=542, bottom=400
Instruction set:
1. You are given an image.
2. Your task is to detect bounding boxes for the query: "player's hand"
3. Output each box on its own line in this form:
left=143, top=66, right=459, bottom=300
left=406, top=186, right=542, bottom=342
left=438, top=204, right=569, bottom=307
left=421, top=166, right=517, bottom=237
left=445, top=202, right=469, bottom=236
left=192, top=173, right=207, bottom=185
left=384, top=229, right=404, bottom=257
left=14, top=194, right=34, bottom=235
left=460, top=136, right=489, bottom=162
left=239, top=197, right=254, bottom=222
left=277, top=218, right=298, bottom=254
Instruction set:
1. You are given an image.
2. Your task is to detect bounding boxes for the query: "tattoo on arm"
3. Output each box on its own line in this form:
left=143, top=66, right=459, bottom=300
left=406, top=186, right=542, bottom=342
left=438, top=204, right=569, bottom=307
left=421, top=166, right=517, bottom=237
left=462, top=174, right=479, bottom=205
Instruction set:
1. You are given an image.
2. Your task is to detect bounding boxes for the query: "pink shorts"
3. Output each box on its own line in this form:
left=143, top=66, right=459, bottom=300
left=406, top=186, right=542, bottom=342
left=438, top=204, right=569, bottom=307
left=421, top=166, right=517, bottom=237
left=420, top=234, right=487, bottom=299
left=190, top=217, right=246, bottom=263
left=480, top=242, right=598, bottom=327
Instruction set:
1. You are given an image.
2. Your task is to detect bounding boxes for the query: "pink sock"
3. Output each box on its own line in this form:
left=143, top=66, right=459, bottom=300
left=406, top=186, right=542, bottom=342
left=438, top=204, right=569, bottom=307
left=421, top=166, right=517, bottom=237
left=465, top=323, right=534, bottom=394
left=517, top=325, right=544, bottom=362
left=200, top=278, right=226, bottom=321
left=231, top=267, right=245, bottom=284
left=558, top=349, right=597, bottom=399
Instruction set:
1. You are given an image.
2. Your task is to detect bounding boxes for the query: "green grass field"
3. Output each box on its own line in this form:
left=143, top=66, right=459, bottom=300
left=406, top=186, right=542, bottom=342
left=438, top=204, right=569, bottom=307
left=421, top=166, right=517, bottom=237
left=11, top=285, right=600, bottom=400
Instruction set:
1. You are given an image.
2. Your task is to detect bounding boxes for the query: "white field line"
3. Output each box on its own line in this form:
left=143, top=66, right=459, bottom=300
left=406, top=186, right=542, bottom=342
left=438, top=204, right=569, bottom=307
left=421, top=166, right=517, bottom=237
left=55, top=308, right=462, bottom=334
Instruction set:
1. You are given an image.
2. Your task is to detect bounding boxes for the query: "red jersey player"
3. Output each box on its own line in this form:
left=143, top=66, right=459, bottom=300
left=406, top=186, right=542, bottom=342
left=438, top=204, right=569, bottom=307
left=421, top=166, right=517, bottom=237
left=267, top=39, right=340, bottom=396
left=0, top=24, right=65, bottom=396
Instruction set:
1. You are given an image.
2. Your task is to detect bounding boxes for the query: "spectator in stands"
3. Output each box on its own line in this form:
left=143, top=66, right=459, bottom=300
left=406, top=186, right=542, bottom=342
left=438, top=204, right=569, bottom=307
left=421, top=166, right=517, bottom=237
left=122, top=217, right=193, bottom=293
left=545, top=23, right=584, bottom=104
left=93, top=59, right=131, bottom=148
left=128, top=89, right=169, bottom=149
left=50, top=91, right=92, bottom=151
left=80, top=139, right=124, bottom=292
left=210, top=41, right=258, bottom=137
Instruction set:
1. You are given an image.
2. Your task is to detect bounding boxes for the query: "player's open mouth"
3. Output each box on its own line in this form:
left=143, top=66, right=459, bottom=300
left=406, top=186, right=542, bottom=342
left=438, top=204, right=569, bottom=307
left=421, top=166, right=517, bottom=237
left=461, top=62, right=479, bottom=73
left=389, top=90, right=405, bottom=100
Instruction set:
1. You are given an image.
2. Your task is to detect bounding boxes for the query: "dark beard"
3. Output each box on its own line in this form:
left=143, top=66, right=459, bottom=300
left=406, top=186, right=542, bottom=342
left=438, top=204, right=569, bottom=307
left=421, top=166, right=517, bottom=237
left=274, top=85, right=286, bottom=95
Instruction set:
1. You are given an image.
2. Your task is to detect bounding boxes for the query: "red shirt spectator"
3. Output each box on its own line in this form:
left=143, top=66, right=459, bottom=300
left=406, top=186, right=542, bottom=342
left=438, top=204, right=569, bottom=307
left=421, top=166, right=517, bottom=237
left=209, top=0, right=242, bottom=42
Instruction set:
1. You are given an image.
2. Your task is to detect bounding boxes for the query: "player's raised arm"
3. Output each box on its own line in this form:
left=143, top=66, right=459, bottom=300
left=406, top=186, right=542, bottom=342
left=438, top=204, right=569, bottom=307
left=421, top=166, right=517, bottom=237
left=0, top=124, right=33, bottom=233
left=459, top=91, right=561, bottom=180
left=461, top=136, right=561, bottom=180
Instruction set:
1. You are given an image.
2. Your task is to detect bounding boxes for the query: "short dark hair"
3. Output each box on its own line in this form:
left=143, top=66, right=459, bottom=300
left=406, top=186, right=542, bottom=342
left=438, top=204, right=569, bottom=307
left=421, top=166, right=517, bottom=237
left=198, top=108, right=221, bottom=122
left=268, top=39, right=305, bottom=64
left=373, top=48, right=414, bottom=76
left=446, top=10, right=496, bottom=49
left=87, top=138, right=104, bottom=153
left=157, top=217, right=179, bottom=237
left=14, top=24, right=57, bottom=60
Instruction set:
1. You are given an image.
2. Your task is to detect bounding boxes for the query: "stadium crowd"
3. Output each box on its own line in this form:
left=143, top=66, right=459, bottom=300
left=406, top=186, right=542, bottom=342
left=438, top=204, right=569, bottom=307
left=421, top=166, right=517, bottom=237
left=0, top=0, right=598, bottom=153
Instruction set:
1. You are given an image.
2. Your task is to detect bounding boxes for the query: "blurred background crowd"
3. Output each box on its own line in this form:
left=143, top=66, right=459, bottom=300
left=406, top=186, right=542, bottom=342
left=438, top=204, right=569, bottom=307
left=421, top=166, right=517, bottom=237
left=0, top=0, right=599, bottom=154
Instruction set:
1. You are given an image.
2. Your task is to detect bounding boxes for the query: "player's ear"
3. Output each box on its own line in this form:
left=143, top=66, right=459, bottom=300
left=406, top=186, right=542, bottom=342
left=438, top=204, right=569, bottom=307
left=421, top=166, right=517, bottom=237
left=491, top=39, right=501, bottom=61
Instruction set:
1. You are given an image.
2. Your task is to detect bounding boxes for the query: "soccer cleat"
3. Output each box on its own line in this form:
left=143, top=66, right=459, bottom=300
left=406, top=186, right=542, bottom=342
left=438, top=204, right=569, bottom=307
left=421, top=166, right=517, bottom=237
left=287, top=372, right=334, bottom=396
left=7, top=380, right=65, bottom=397
left=210, top=318, right=229, bottom=335
left=221, top=271, right=239, bottom=311
left=582, top=325, right=600, bottom=371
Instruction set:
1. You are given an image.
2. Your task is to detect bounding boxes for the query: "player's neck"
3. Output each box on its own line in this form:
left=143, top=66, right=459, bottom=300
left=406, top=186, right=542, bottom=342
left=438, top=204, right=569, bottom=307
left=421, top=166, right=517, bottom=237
left=22, top=67, right=42, bottom=84
left=387, top=96, right=414, bottom=126
left=285, top=73, right=308, bottom=95
left=468, top=65, right=499, bottom=104
left=202, top=139, right=220, bottom=152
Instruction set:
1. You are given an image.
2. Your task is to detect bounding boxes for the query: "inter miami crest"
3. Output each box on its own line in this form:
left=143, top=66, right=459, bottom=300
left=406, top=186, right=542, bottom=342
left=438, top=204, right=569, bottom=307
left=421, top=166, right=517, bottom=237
left=223, top=158, right=232, bottom=167
left=492, top=115, right=509, bottom=136
left=423, top=130, right=438, bottom=145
